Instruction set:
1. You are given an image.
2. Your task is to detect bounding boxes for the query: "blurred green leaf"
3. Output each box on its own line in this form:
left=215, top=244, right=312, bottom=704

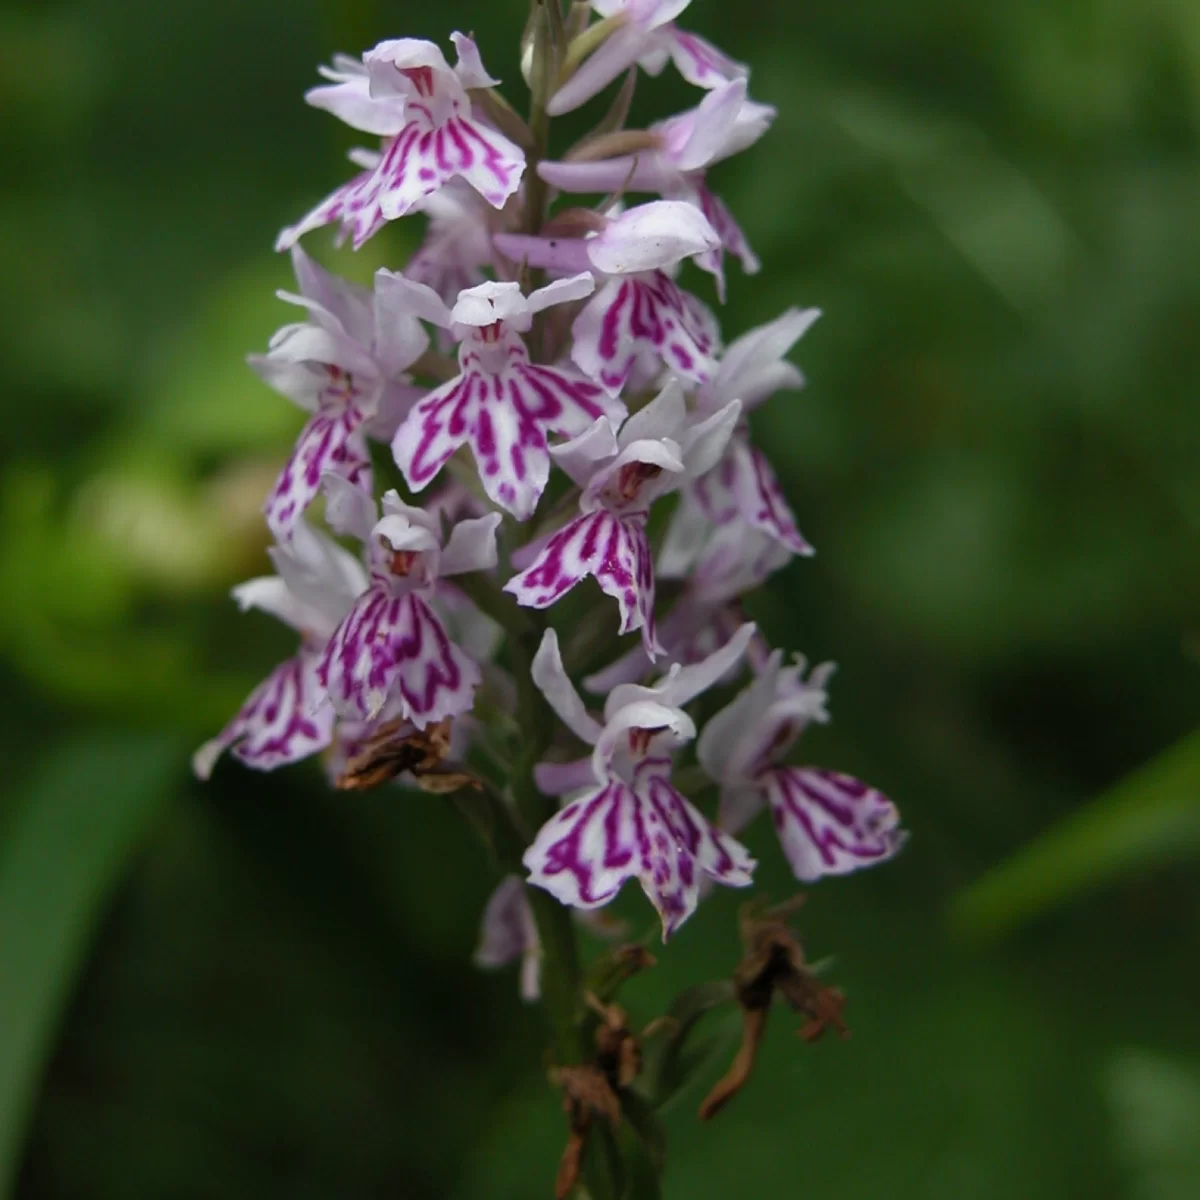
left=952, top=728, right=1200, bottom=938
left=1105, top=1049, right=1200, bottom=1200
left=0, top=732, right=181, bottom=1194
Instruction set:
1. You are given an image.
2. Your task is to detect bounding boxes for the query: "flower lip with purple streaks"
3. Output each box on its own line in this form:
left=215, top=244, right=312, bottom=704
left=697, top=651, right=907, bottom=882
left=277, top=33, right=525, bottom=251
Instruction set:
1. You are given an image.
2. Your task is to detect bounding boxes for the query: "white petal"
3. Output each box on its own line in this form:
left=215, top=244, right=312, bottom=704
left=532, top=629, right=603, bottom=745
left=680, top=399, right=741, bottom=480
left=528, top=271, right=597, bottom=314
left=588, top=201, right=719, bottom=276
left=440, top=512, right=502, bottom=576
left=658, top=621, right=755, bottom=708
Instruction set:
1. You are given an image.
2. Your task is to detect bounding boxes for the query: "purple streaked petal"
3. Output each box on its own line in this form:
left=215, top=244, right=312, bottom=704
left=193, top=652, right=334, bottom=779
left=692, top=436, right=814, bottom=555
left=570, top=273, right=719, bottom=392
left=265, top=407, right=371, bottom=539
left=691, top=184, right=759, bottom=302
left=524, top=781, right=639, bottom=909
left=663, top=25, right=747, bottom=88
left=372, top=117, right=524, bottom=219
left=764, top=767, right=906, bottom=882
left=647, top=775, right=756, bottom=888
left=505, top=512, right=661, bottom=655
left=317, top=590, right=480, bottom=725
left=275, top=164, right=389, bottom=252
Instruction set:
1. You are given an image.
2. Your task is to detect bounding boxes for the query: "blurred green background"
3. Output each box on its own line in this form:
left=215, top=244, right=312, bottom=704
left=2, top=0, right=1199, bottom=1196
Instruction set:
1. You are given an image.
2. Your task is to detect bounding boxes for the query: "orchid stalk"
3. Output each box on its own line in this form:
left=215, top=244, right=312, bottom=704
left=195, top=3, right=906, bottom=1194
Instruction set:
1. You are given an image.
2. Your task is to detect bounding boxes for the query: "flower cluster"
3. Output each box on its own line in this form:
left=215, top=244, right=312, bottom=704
left=196, top=3, right=906, bottom=977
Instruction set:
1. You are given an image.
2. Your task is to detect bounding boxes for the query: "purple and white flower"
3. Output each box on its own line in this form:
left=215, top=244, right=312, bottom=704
left=662, top=307, right=821, bottom=562
left=316, top=485, right=501, bottom=725
left=475, top=875, right=542, bottom=1002
left=541, top=81, right=774, bottom=298
left=697, top=652, right=906, bottom=881
left=193, top=521, right=368, bottom=778
left=277, top=34, right=525, bottom=251
left=496, top=200, right=722, bottom=391
left=505, top=379, right=740, bottom=656
left=547, top=1, right=746, bottom=116
left=252, top=248, right=430, bottom=537
left=523, top=624, right=758, bottom=938
left=390, top=275, right=625, bottom=519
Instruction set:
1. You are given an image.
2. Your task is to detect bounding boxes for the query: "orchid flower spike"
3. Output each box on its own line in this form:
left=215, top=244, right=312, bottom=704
left=523, top=623, right=758, bottom=939
left=698, top=652, right=907, bottom=881
left=278, top=34, right=525, bottom=251
left=390, top=275, right=625, bottom=519
left=505, top=379, right=741, bottom=657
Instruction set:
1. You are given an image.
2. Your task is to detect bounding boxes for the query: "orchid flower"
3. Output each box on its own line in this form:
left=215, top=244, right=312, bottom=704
left=390, top=275, right=625, bottom=519
left=662, top=307, right=821, bottom=564
left=523, top=624, right=758, bottom=938
left=405, top=180, right=503, bottom=313
left=315, top=483, right=501, bottom=725
left=698, top=652, right=907, bottom=881
left=193, top=521, right=367, bottom=777
left=541, top=81, right=774, bottom=298
left=277, top=34, right=525, bottom=251
left=505, top=379, right=740, bottom=656
left=495, top=200, right=722, bottom=392
left=252, top=248, right=430, bottom=537
left=547, top=1, right=746, bottom=116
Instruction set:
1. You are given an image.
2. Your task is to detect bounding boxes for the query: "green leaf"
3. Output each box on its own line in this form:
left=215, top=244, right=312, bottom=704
left=0, top=732, right=181, bottom=1195
left=1105, top=1050, right=1200, bottom=1200
left=952, top=728, right=1200, bottom=939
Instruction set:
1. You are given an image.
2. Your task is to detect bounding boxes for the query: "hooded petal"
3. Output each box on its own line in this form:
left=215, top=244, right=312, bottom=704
left=587, top=201, right=719, bottom=276
left=764, top=768, right=906, bottom=881
left=193, top=652, right=335, bottom=779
